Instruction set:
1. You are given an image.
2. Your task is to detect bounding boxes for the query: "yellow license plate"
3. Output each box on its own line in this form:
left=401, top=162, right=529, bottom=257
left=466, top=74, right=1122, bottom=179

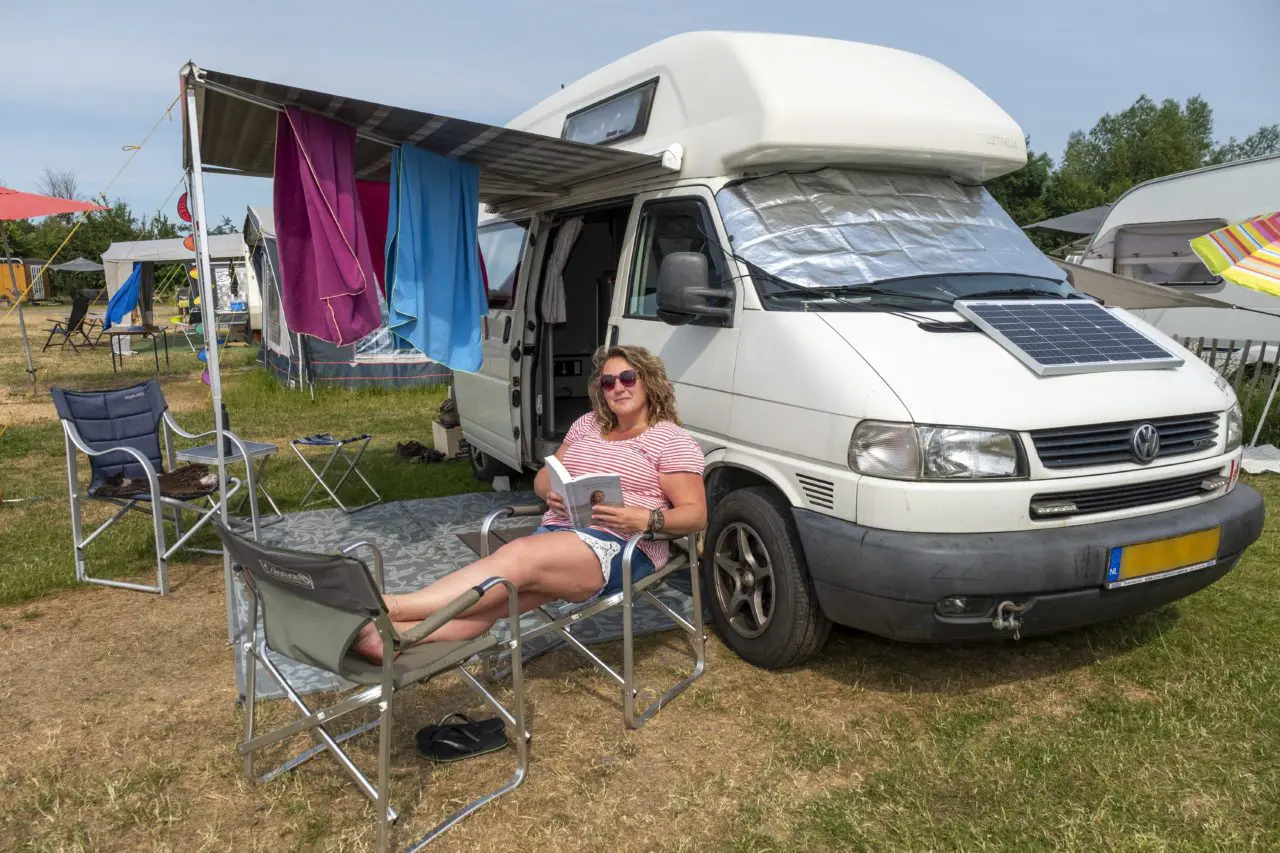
left=1105, top=527, right=1221, bottom=589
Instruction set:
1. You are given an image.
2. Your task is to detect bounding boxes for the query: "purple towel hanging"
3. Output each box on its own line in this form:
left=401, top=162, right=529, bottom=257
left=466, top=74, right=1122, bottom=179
left=272, top=106, right=381, bottom=345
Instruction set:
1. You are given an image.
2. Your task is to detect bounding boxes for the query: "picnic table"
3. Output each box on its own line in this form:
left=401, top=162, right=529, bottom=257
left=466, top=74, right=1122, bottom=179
left=106, top=325, right=171, bottom=374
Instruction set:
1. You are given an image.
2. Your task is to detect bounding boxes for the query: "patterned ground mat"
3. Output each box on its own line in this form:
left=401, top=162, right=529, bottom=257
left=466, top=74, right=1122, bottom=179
left=231, top=490, right=696, bottom=700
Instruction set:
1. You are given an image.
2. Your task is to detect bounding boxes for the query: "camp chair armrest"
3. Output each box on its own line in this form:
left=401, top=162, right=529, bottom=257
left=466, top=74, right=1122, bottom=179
left=479, top=503, right=548, bottom=547
left=396, top=577, right=518, bottom=648
left=61, top=421, right=163, bottom=490
left=162, top=412, right=252, bottom=457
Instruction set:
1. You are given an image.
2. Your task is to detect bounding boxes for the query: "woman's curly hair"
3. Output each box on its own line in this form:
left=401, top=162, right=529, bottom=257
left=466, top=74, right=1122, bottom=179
left=587, top=345, right=682, bottom=433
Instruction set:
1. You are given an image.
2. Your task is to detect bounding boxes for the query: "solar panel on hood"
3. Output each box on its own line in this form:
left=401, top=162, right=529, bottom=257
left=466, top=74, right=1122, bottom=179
left=954, top=299, right=1184, bottom=376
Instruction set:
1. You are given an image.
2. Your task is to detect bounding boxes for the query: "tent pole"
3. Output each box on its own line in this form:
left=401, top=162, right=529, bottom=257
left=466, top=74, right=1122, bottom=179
left=2, top=230, right=37, bottom=391
left=184, top=70, right=240, bottom=668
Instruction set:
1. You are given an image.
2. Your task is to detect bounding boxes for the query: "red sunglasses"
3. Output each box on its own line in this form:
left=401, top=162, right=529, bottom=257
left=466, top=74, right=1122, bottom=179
left=599, top=370, right=638, bottom=391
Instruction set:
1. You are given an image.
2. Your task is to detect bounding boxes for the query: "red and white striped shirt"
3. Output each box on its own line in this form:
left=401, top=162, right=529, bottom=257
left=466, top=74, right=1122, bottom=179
left=542, top=412, right=706, bottom=567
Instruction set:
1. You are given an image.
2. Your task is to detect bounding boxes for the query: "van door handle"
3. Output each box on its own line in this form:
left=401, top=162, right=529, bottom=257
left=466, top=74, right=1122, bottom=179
left=502, top=317, right=512, bottom=343
left=608, top=325, right=619, bottom=347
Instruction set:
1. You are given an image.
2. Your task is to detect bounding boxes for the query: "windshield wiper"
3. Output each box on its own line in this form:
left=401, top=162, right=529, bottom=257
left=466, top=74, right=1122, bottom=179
left=765, top=284, right=952, bottom=305
left=952, top=288, right=1078, bottom=302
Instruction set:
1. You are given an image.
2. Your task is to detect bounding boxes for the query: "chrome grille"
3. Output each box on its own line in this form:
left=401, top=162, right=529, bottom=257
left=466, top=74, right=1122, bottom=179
left=1030, top=413, right=1219, bottom=469
left=1030, top=470, right=1221, bottom=520
left=796, top=474, right=835, bottom=510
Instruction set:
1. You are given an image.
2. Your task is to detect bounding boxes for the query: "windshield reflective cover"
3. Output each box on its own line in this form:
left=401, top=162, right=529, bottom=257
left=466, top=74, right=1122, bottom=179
left=716, top=168, right=1074, bottom=310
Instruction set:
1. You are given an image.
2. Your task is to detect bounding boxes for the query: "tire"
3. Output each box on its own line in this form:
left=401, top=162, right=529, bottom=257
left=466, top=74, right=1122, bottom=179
left=701, top=486, right=831, bottom=669
left=469, top=446, right=516, bottom=484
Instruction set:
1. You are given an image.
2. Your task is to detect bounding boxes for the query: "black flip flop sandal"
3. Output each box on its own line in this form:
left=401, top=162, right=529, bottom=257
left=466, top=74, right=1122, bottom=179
left=415, top=713, right=508, bottom=762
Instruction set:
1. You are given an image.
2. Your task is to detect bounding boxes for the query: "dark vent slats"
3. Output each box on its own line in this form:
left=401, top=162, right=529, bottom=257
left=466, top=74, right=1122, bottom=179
left=1031, top=414, right=1218, bottom=469
left=796, top=474, right=835, bottom=510
left=1030, top=471, right=1215, bottom=519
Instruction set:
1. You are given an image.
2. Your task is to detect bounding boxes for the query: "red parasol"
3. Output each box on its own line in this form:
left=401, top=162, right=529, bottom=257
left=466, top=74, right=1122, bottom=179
left=0, top=187, right=109, bottom=388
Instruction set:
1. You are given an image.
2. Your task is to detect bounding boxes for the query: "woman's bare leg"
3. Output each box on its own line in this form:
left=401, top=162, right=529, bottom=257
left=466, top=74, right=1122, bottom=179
left=351, top=533, right=602, bottom=662
left=387, top=532, right=603, bottom=621
left=350, top=592, right=560, bottom=660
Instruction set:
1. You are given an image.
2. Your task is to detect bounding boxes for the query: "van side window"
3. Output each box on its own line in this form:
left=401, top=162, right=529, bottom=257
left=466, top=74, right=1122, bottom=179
left=478, top=219, right=529, bottom=311
left=627, top=199, right=729, bottom=323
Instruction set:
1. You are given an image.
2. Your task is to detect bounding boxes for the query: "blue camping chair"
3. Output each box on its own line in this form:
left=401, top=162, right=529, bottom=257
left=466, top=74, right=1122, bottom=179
left=50, top=379, right=254, bottom=595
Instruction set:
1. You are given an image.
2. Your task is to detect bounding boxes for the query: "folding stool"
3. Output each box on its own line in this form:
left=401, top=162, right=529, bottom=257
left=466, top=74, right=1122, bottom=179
left=291, top=432, right=382, bottom=512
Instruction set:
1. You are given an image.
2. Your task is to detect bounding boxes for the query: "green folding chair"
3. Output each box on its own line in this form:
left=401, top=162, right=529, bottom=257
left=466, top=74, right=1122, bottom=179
left=214, top=521, right=529, bottom=852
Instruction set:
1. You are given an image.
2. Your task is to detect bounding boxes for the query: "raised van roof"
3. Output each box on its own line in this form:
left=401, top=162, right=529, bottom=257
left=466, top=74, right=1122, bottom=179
left=507, top=31, right=1030, bottom=184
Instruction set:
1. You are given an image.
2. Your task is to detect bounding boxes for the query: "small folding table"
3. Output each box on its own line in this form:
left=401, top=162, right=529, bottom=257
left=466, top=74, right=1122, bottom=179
left=175, top=439, right=284, bottom=531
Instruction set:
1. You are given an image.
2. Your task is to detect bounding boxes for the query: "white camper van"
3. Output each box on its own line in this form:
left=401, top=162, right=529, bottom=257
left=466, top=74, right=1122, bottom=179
left=455, top=32, right=1264, bottom=669
left=1079, top=153, right=1280, bottom=342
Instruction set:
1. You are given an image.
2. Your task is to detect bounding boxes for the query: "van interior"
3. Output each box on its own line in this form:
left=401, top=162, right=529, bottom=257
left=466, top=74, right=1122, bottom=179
left=533, top=201, right=631, bottom=459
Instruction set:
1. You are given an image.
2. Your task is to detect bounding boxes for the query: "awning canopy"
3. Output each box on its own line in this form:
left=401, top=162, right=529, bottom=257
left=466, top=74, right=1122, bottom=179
left=1053, top=259, right=1229, bottom=310
left=102, top=233, right=247, bottom=264
left=1025, top=205, right=1112, bottom=235
left=183, top=65, right=676, bottom=213
left=49, top=257, right=104, bottom=272
left=102, top=233, right=248, bottom=294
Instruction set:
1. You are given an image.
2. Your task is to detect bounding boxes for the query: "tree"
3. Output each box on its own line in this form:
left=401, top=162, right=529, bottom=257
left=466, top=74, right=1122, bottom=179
left=1043, top=95, right=1215, bottom=218
left=37, top=168, right=81, bottom=201
left=209, top=215, right=237, bottom=235
left=1208, top=124, right=1280, bottom=165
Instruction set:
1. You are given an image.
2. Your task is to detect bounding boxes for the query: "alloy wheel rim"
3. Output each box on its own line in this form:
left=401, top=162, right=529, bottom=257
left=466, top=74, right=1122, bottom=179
left=712, top=522, right=776, bottom=638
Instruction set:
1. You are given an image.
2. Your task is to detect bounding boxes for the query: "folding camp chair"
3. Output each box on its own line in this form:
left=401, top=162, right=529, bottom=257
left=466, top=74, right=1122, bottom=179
left=42, top=294, right=94, bottom=352
left=214, top=521, right=528, bottom=853
left=478, top=503, right=705, bottom=729
left=292, top=432, right=383, bottom=512
left=51, top=379, right=257, bottom=595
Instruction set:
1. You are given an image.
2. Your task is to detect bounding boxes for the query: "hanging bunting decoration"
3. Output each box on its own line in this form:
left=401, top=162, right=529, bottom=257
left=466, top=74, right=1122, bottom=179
left=177, top=192, right=192, bottom=223
left=198, top=349, right=208, bottom=363
left=188, top=265, right=198, bottom=280
left=183, top=234, right=195, bottom=252
left=201, top=368, right=210, bottom=386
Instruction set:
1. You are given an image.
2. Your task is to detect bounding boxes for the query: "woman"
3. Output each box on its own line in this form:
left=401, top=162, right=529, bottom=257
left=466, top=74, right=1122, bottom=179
left=352, top=345, right=707, bottom=662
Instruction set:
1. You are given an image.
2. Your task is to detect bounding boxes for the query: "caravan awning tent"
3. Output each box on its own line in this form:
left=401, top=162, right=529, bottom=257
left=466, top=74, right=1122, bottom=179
left=101, top=233, right=249, bottom=295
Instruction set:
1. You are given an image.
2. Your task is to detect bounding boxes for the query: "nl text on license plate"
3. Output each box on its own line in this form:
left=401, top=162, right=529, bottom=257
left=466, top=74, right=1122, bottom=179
left=1105, top=527, right=1221, bottom=590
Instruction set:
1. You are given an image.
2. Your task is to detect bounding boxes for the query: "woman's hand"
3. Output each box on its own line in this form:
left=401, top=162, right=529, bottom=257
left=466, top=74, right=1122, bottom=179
left=545, top=490, right=567, bottom=515
left=591, top=503, right=651, bottom=534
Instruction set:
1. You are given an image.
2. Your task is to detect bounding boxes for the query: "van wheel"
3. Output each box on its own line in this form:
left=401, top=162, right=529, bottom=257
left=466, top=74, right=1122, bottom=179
left=701, top=487, right=831, bottom=669
left=469, top=447, right=514, bottom=484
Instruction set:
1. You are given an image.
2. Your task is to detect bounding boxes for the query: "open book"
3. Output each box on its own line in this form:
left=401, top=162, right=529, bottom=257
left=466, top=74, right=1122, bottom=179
left=544, top=455, right=623, bottom=529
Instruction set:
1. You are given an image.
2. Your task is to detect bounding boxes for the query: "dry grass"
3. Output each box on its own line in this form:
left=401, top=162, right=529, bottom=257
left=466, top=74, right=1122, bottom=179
left=4, top=303, right=1280, bottom=851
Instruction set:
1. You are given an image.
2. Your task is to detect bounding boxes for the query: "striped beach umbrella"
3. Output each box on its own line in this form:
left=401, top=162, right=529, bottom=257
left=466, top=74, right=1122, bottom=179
left=1191, top=211, right=1280, bottom=297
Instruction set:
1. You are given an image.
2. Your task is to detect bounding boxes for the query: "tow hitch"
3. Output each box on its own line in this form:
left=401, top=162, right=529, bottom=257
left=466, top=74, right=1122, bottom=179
left=992, top=600, right=1034, bottom=640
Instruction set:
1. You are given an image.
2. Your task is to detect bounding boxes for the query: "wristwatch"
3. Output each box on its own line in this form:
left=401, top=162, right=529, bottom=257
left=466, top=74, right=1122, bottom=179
left=648, top=507, right=665, bottom=533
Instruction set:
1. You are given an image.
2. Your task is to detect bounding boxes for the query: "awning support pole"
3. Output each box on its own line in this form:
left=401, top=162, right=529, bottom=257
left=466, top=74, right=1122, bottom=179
left=184, top=68, right=241, bottom=692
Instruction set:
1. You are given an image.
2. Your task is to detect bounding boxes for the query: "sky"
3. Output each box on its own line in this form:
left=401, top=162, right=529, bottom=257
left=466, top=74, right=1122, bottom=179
left=1, top=0, right=1274, bottom=227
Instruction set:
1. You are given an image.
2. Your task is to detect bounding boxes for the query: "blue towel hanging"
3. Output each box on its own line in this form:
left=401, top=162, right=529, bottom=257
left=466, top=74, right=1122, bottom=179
left=384, top=145, right=485, bottom=373
left=104, top=262, right=142, bottom=330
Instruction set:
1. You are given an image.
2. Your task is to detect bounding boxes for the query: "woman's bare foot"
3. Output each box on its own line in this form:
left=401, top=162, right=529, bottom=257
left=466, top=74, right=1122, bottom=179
left=351, top=622, right=386, bottom=663
left=350, top=620, right=424, bottom=664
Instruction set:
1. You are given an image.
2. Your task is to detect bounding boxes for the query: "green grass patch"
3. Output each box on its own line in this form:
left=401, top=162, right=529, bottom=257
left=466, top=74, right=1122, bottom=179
left=0, top=348, right=530, bottom=606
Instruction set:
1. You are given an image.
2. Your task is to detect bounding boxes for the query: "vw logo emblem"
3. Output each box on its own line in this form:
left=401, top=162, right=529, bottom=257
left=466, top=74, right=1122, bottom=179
left=1130, top=423, right=1161, bottom=464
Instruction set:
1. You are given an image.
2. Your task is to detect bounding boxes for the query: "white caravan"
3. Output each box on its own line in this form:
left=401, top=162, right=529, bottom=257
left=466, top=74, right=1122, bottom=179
left=455, top=31, right=1264, bottom=669
left=1078, top=153, right=1280, bottom=342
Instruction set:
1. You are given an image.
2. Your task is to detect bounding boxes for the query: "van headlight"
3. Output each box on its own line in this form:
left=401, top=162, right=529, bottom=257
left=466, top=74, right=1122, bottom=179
left=849, top=421, right=1025, bottom=480
left=1226, top=402, right=1242, bottom=451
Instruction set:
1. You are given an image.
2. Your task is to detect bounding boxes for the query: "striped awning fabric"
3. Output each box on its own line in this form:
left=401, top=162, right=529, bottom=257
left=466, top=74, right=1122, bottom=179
left=184, top=66, right=673, bottom=213
left=1191, top=211, right=1280, bottom=297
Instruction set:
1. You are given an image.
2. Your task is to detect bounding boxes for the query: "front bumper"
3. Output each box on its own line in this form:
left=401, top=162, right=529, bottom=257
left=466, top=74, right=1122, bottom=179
left=794, top=485, right=1265, bottom=641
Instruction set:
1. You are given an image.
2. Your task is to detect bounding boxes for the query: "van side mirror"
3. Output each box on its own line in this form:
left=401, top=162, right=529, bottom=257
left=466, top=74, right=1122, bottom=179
left=656, top=252, right=733, bottom=325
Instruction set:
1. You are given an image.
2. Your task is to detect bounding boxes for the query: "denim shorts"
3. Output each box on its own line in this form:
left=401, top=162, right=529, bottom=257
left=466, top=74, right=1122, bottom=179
left=534, top=524, right=656, bottom=600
